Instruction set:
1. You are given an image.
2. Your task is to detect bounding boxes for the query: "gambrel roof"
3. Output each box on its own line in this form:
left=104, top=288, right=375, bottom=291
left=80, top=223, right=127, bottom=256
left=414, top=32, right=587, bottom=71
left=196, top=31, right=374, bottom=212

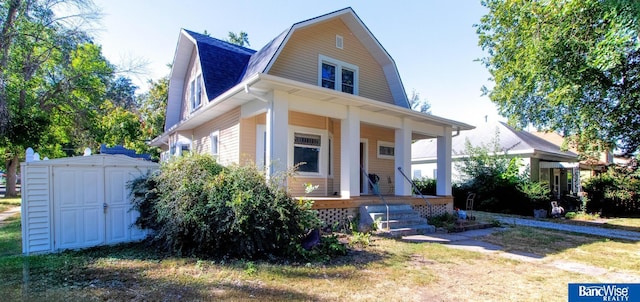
left=164, top=7, right=411, bottom=131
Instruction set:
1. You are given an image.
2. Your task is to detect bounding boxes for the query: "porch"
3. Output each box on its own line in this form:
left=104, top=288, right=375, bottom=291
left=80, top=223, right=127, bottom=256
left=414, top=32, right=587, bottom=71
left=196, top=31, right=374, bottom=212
left=301, top=194, right=454, bottom=228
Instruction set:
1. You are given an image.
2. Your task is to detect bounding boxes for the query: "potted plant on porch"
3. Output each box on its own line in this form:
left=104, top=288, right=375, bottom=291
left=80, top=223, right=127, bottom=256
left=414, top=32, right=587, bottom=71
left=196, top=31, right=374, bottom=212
left=520, top=181, right=551, bottom=218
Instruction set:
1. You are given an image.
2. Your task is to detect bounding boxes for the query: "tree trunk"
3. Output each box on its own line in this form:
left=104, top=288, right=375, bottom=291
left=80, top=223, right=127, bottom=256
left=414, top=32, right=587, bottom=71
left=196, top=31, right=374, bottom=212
left=5, top=154, right=19, bottom=197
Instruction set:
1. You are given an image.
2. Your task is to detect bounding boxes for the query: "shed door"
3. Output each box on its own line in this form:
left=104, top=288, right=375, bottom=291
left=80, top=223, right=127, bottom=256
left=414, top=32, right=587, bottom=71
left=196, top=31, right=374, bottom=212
left=54, top=167, right=105, bottom=250
left=105, top=167, right=146, bottom=244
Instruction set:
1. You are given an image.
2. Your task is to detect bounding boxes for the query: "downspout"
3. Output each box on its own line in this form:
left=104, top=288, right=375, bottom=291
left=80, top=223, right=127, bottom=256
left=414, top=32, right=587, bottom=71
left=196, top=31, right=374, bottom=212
left=244, top=84, right=270, bottom=102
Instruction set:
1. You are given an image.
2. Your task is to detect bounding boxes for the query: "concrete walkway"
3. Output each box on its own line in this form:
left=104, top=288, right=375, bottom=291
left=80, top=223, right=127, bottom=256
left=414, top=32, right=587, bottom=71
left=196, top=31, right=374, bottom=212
left=0, top=206, right=21, bottom=226
left=403, top=225, right=640, bottom=282
left=492, top=216, right=640, bottom=241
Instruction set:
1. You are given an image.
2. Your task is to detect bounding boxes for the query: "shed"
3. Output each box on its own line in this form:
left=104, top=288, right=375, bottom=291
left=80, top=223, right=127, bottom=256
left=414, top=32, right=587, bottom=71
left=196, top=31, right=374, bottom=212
left=20, top=154, right=159, bottom=255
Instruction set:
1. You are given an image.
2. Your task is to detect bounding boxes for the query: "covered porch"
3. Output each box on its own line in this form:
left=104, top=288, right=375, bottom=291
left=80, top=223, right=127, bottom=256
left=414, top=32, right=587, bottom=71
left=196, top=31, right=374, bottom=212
left=243, top=74, right=472, bottom=201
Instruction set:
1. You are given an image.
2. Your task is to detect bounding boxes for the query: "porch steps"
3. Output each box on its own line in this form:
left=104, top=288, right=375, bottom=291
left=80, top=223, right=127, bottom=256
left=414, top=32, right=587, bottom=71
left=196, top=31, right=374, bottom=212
left=360, top=204, right=435, bottom=237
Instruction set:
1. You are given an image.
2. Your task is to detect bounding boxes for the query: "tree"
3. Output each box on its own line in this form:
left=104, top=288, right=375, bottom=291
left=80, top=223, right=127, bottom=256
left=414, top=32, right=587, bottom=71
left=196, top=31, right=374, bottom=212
left=0, top=0, right=106, bottom=196
left=408, top=89, right=431, bottom=113
left=477, top=0, right=640, bottom=156
left=227, top=31, right=250, bottom=47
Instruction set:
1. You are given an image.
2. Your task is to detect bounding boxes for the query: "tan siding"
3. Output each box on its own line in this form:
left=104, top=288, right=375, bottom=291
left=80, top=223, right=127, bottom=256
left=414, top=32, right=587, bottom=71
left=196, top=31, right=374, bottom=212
left=288, top=177, right=327, bottom=197
left=269, top=18, right=394, bottom=104
left=361, top=124, right=395, bottom=194
left=289, top=111, right=328, bottom=129
left=239, top=115, right=258, bottom=164
left=192, top=107, right=241, bottom=164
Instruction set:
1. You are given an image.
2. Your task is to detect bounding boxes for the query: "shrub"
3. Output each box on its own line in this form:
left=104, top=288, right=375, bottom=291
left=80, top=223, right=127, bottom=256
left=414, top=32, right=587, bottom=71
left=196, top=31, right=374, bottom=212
left=583, top=163, right=640, bottom=217
left=413, top=177, right=436, bottom=195
left=129, top=154, right=322, bottom=259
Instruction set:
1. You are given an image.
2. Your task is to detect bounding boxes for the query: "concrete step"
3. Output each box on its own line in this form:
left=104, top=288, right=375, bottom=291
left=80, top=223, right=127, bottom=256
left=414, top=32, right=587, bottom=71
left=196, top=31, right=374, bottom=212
left=360, top=203, right=435, bottom=236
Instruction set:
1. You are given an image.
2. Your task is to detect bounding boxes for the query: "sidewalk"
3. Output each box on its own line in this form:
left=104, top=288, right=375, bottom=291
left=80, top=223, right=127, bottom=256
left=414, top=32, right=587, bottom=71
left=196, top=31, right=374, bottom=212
left=0, top=206, right=21, bottom=226
left=492, top=216, right=640, bottom=241
left=402, top=226, right=640, bottom=283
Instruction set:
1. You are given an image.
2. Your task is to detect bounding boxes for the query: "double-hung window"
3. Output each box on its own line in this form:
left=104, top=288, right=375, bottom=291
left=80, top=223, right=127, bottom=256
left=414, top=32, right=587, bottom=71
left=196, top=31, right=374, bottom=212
left=190, top=74, right=202, bottom=111
left=319, top=55, right=358, bottom=95
left=294, top=133, right=321, bottom=173
left=210, top=131, right=220, bottom=159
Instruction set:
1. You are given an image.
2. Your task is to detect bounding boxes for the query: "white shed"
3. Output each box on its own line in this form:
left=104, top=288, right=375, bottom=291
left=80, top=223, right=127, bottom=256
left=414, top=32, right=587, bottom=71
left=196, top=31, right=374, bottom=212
left=20, top=154, right=159, bottom=255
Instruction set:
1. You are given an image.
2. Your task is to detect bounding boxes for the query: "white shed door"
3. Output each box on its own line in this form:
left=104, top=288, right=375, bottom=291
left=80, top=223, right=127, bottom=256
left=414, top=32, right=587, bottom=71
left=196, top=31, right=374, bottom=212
left=104, top=167, right=146, bottom=244
left=54, top=167, right=105, bottom=250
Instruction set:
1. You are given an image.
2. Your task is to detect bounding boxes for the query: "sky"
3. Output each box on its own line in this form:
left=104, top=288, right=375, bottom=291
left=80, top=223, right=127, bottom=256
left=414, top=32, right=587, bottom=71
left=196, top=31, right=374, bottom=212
left=92, top=0, right=503, bottom=127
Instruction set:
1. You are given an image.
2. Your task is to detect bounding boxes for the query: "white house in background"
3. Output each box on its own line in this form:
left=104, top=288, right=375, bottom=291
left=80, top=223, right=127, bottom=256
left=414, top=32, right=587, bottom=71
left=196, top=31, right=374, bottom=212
left=150, top=8, right=473, bottom=223
left=412, top=121, right=580, bottom=199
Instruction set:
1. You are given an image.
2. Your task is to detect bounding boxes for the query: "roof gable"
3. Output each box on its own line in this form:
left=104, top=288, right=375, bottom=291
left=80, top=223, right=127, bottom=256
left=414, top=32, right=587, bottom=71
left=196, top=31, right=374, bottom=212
left=183, top=30, right=255, bottom=101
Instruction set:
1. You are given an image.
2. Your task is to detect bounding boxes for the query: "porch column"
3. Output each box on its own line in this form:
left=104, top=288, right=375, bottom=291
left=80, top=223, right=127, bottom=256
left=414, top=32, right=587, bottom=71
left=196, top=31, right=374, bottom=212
left=266, top=91, right=288, bottom=180
left=394, top=118, right=412, bottom=196
left=340, top=106, right=360, bottom=198
left=436, top=127, right=452, bottom=196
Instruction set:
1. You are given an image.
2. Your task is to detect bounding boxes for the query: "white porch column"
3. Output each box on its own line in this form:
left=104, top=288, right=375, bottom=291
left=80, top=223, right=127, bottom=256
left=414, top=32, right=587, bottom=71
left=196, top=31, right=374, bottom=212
left=266, top=91, right=288, bottom=180
left=436, top=127, right=453, bottom=196
left=394, top=118, right=412, bottom=196
left=340, top=106, right=360, bottom=198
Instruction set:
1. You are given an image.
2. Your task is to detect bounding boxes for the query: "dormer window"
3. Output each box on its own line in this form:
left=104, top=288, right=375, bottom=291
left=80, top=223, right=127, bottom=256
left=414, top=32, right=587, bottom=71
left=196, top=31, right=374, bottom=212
left=190, top=74, right=203, bottom=112
left=318, top=55, right=358, bottom=95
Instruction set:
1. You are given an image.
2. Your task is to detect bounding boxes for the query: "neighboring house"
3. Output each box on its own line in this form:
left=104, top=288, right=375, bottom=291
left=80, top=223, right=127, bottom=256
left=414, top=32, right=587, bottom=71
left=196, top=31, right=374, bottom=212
left=150, top=8, right=473, bottom=222
left=412, top=121, right=581, bottom=199
left=530, top=131, right=614, bottom=179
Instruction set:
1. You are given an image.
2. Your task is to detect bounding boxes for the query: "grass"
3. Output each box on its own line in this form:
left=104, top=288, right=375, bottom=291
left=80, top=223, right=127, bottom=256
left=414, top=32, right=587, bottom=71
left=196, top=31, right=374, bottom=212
left=481, top=226, right=640, bottom=275
left=2, top=214, right=638, bottom=301
left=0, top=197, right=21, bottom=212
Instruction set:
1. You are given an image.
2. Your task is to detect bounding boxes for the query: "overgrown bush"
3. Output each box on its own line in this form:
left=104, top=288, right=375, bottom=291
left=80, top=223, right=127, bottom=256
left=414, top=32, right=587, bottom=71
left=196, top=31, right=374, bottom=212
left=129, top=154, right=323, bottom=259
left=454, top=132, right=544, bottom=215
left=583, top=163, right=640, bottom=217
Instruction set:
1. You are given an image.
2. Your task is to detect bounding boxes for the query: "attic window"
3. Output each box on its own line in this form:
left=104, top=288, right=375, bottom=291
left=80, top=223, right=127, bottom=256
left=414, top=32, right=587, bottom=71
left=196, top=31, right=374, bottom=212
left=318, top=55, right=358, bottom=95
left=190, top=75, right=203, bottom=112
left=336, top=35, right=343, bottom=49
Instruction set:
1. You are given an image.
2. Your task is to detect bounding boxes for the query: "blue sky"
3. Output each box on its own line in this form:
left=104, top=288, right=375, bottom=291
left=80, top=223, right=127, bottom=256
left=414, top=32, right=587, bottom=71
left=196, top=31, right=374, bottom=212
left=93, top=0, right=501, bottom=127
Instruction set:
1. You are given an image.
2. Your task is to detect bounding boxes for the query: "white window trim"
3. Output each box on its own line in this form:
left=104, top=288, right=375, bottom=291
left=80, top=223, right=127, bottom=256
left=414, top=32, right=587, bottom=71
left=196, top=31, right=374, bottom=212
left=336, top=35, right=343, bottom=49
left=190, top=74, right=203, bottom=112
left=377, top=141, right=395, bottom=159
left=210, top=130, right=220, bottom=159
left=318, top=55, right=359, bottom=95
left=288, top=126, right=328, bottom=177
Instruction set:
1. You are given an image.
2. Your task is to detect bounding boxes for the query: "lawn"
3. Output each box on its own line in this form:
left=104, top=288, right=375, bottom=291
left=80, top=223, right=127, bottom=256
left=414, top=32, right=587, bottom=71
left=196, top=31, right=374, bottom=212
left=1, top=214, right=638, bottom=301
left=0, top=197, right=20, bottom=213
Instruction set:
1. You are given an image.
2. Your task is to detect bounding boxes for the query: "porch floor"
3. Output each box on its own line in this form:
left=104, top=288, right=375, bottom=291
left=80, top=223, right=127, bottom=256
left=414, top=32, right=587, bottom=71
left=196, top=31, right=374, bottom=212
left=300, top=195, right=453, bottom=209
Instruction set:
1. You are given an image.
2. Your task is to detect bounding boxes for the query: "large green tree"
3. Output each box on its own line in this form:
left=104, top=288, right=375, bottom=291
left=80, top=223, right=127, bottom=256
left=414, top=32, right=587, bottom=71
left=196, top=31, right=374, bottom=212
left=0, top=0, right=108, bottom=196
left=477, top=0, right=640, bottom=156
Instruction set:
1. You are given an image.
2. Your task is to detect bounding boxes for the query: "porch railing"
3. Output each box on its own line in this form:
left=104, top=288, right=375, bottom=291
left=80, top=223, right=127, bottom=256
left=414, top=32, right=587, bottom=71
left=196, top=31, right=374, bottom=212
left=397, top=167, right=433, bottom=217
left=362, top=167, right=390, bottom=231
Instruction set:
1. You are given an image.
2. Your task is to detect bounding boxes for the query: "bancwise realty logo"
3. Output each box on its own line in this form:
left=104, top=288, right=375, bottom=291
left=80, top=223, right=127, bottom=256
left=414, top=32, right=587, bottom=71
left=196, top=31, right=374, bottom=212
left=569, top=284, right=640, bottom=301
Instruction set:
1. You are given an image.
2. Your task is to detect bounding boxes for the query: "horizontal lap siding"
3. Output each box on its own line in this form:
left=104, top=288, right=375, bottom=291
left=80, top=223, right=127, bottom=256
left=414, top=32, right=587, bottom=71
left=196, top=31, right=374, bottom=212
left=180, top=50, right=199, bottom=122
left=269, top=18, right=394, bottom=104
left=22, top=165, right=52, bottom=254
left=192, top=107, right=241, bottom=165
left=289, top=111, right=327, bottom=129
left=362, top=124, right=395, bottom=194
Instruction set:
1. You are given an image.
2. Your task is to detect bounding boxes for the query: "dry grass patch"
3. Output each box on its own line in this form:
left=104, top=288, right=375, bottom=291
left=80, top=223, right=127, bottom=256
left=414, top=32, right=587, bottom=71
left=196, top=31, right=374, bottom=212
left=480, top=226, right=640, bottom=275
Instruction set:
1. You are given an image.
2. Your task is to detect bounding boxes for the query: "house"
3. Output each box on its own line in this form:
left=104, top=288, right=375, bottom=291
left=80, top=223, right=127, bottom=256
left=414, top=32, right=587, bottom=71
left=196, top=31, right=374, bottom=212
left=412, top=121, right=581, bottom=199
left=150, top=8, right=473, bottom=224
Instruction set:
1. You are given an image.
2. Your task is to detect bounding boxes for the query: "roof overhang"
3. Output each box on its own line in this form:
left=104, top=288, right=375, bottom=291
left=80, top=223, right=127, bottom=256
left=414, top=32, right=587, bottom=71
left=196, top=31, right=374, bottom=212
left=150, top=73, right=473, bottom=147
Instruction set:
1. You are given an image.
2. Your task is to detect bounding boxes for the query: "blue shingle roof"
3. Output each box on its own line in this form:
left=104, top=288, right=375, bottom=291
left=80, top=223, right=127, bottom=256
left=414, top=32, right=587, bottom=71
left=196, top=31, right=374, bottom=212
left=183, top=30, right=256, bottom=101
